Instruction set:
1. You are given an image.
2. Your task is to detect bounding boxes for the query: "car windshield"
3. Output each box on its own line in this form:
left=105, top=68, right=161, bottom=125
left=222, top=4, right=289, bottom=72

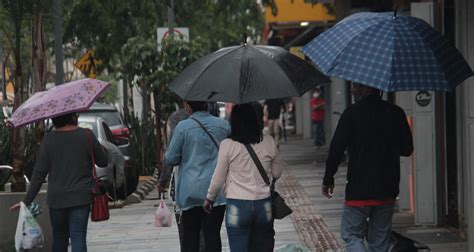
left=80, top=110, right=122, bottom=126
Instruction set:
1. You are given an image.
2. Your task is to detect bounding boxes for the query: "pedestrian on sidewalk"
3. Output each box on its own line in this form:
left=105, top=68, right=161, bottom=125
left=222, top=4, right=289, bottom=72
left=322, top=83, right=413, bottom=252
left=159, top=101, right=190, bottom=249
left=204, top=103, right=283, bottom=252
left=310, top=88, right=325, bottom=149
left=10, top=112, right=108, bottom=252
left=264, top=98, right=286, bottom=147
left=164, top=101, right=230, bottom=252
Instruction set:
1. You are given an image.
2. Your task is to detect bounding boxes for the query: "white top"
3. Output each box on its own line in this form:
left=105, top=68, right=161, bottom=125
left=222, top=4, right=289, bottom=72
left=207, top=135, right=283, bottom=201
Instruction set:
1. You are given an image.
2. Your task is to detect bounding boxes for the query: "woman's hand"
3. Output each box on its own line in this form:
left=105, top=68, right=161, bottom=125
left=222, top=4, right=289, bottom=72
left=9, top=202, right=21, bottom=212
left=203, top=198, right=213, bottom=214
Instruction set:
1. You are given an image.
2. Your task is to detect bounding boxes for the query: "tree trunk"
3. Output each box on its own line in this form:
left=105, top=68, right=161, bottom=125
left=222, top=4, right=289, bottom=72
left=122, top=77, right=129, bottom=123
left=31, top=10, right=47, bottom=155
left=10, top=40, right=26, bottom=192
left=32, top=12, right=46, bottom=94
left=153, top=91, right=162, bottom=168
left=141, top=82, right=150, bottom=123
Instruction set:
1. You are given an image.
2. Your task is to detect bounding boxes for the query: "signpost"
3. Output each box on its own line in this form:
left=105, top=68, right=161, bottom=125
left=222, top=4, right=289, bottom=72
left=74, top=50, right=102, bottom=78
left=156, top=27, right=189, bottom=50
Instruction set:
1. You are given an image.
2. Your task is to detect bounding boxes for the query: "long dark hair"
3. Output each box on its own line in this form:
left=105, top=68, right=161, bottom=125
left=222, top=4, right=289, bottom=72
left=229, top=103, right=262, bottom=145
left=52, top=112, right=77, bottom=128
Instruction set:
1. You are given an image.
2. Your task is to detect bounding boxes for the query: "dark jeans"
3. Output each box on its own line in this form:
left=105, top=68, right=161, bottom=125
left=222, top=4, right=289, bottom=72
left=225, top=197, right=274, bottom=252
left=341, top=204, right=395, bottom=252
left=49, top=204, right=90, bottom=252
left=181, top=205, right=226, bottom=252
left=312, top=120, right=325, bottom=146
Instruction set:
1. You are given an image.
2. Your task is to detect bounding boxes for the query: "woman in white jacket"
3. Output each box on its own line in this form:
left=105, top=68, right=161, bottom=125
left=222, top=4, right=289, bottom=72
left=204, top=103, right=283, bottom=252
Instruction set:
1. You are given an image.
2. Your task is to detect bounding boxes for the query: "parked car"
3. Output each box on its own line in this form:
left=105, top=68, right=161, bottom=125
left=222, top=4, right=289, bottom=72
left=77, top=116, right=127, bottom=200
left=79, top=102, right=138, bottom=195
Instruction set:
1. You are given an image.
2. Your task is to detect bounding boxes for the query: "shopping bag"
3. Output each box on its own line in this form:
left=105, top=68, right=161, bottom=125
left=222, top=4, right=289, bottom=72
left=155, top=197, right=173, bottom=227
left=15, top=202, right=44, bottom=251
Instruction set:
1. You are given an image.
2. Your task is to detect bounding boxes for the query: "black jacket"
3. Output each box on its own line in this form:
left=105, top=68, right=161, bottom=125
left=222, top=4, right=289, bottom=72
left=324, top=95, right=413, bottom=200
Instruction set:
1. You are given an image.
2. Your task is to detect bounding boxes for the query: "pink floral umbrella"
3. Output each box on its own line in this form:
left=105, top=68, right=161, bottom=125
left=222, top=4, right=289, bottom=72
left=7, top=78, right=111, bottom=127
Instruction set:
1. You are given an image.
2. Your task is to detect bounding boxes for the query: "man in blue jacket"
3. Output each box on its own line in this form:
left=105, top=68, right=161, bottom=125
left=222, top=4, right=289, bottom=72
left=165, top=101, right=230, bottom=252
left=322, top=83, right=414, bottom=252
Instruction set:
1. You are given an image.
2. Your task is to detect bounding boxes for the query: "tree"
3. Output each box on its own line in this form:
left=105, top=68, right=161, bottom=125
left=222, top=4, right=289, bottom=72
left=120, top=35, right=205, bottom=172
left=0, top=0, right=52, bottom=191
left=1, top=0, right=33, bottom=191
left=173, top=0, right=264, bottom=51
left=153, top=36, right=206, bottom=164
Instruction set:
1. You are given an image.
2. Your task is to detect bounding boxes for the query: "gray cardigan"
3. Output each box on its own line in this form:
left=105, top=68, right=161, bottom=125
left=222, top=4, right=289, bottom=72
left=24, top=127, right=108, bottom=208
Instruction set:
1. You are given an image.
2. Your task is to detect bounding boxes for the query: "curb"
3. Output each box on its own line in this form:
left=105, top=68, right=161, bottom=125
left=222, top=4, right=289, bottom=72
left=126, top=172, right=159, bottom=204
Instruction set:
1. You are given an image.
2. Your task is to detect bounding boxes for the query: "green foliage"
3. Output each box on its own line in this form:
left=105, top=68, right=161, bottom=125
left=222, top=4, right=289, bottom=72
left=121, top=36, right=160, bottom=91
left=156, top=36, right=206, bottom=116
left=127, top=112, right=156, bottom=176
left=22, top=124, right=42, bottom=180
left=63, top=0, right=166, bottom=73
left=96, top=74, right=118, bottom=105
left=0, top=122, right=12, bottom=190
left=174, top=1, right=264, bottom=52
left=0, top=123, right=42, bottom=189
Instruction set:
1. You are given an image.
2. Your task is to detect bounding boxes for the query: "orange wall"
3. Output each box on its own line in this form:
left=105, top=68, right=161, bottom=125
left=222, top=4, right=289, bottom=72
left=265, top=0, right=335, bottom=23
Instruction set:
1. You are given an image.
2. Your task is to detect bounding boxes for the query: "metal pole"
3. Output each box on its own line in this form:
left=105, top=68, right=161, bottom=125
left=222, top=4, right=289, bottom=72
left=53, top=0, right=64, bottom=84
left=167, top=0, right=174, bottom=37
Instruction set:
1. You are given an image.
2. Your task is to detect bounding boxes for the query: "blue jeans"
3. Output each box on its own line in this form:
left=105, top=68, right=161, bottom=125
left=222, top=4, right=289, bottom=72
left=49, top=204, right=90, bottom=252
left=312, top=121, right=325, bottom=146
left=341, top=204, right=395, bottom=252
left=225, top=197, right=274, bottom=252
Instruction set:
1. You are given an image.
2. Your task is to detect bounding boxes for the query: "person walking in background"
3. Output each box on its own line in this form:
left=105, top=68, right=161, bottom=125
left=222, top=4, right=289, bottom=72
left=310, top=88, right=325, bottom=149
left=264, top=98, right=286, bottom=147
left=164, top=101, right=230, bottom=252
left=322, top=83, right=413, bottom=252
left=159, top=101, right=190, bottom=249
left=204, top=103, right=283, bottom=252
left=10, top=112, right=108, bottom=252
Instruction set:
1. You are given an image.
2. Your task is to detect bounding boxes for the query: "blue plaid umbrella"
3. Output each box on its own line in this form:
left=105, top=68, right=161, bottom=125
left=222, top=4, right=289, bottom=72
left=302, top=12, right=474, bottom=92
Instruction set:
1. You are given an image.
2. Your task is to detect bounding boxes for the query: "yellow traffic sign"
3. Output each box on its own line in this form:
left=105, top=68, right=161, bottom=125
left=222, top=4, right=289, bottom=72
left=74, top=50, right=102, bottom=78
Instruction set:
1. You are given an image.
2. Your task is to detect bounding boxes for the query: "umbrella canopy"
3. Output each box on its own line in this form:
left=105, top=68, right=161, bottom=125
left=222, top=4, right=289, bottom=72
left=169, top=45, right=330, bottom=104
left=7, top=78, right=110, bottom=127
left=302, top=12, right=474, bottom=92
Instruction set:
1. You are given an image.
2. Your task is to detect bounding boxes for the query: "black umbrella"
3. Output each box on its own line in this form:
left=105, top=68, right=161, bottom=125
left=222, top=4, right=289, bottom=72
left=169, top=45, right=330, bottom=104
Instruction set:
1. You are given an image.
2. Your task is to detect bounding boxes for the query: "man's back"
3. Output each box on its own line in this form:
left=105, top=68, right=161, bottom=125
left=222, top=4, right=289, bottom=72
left=325, top=94, right=413, bottom=200
left=165, top=111, right=230, bottom=210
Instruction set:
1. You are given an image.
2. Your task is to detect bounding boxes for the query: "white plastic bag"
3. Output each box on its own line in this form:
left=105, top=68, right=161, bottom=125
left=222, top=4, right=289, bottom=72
left=15, top=202, right=44, bottom=251
left=155, top=197, right=173, bottom=227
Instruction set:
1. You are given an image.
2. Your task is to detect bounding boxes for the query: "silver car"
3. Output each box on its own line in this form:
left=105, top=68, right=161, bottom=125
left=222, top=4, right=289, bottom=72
left=77, top=115, right=127, bottom=200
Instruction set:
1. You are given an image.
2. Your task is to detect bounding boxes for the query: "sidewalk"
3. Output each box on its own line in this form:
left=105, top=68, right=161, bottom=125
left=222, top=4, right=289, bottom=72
left=279, top=135, right=468, bottom=252
left=87, top=134, right=467, bottom=251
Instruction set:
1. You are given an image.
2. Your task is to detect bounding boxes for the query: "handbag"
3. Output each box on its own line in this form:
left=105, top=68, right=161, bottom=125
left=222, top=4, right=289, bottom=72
left=244, top=144, right=292, bottom=219
left=85, top=130, right=110, bottom=222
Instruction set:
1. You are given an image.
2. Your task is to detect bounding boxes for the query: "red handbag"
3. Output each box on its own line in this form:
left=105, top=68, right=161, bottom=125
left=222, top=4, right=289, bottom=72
left=85, top=130, right=110, bottom=222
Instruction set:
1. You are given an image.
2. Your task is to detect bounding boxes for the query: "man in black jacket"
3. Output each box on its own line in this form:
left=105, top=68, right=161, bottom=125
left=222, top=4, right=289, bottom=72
left=322, top=83, right=413, bottom=252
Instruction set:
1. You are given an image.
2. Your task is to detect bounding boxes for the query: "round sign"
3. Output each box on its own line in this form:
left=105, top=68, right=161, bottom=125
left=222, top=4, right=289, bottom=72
left=415, top=91, right=431, bottom=107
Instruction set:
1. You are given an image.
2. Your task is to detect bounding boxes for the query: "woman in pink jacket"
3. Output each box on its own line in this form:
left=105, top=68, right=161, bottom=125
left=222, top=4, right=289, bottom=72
left=204, top=103, right=283, bottom=252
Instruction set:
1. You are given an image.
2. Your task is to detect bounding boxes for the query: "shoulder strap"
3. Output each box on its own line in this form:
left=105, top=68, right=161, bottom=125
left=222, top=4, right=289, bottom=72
left=84, top=129, right=100, bottom=193
left=190, top=117, right=219, bottom=149
left=244, top=144, right=270, bottom=186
